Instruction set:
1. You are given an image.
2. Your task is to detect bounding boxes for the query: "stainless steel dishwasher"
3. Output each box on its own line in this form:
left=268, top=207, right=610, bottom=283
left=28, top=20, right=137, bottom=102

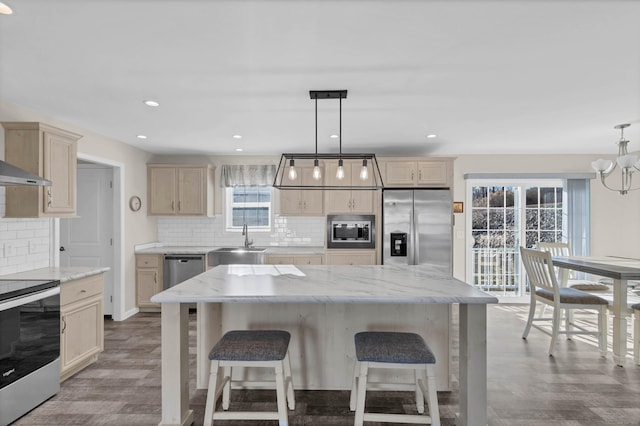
left=163, top=254, right=205, bottom=290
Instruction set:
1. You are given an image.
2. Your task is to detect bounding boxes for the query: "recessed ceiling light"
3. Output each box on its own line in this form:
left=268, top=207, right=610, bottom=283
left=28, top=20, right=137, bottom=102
left=232, top=134, right=242, bottom=139
left=143, top=100, right=160, bottom=107
left=235, top=148, right=243, bottom=152
left=329, top=134, right=339, bottom=139
left=137, top=135, right=148, bottom=139
left=426, top=134, right=438, bottom=139
left=0, top=3, right=13, bottom=14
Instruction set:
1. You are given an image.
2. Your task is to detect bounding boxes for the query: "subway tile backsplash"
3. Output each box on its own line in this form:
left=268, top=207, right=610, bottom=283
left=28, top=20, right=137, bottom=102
left=157, top=215, right=325, bottom=247
left=0, top=187, right=51, bottom=275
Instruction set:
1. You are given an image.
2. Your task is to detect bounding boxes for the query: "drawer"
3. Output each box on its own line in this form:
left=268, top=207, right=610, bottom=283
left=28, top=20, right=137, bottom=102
left=136, top=254, right=161, bottom=268
left=61, top=274, right=104, bottom=306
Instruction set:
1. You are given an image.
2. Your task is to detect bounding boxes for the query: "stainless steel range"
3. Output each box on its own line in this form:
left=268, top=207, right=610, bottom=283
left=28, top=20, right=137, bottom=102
left=0, top=279, right=60, bottom=426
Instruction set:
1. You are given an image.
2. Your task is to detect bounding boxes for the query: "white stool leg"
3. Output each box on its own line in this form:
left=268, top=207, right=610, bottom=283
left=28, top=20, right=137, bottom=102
left=426, top=364, right=441, bottom=426
left=274, top=362, right=289, bottom=426
left=414, top=367, right=425, bottom=414
left=221, top=366, right=232, bottom=410
left=354, top=362, right=368, bottom=426
left=349, top=360, right=359, bottom=411
left=283, top=351, right=296, bottom=410
left=634, top=310, right=640, bottom=365
left=204, top=360, right=220, bottom=426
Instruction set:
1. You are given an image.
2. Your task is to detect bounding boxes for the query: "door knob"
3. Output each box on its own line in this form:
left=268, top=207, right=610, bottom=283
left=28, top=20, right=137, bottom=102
left=59, top=246, right=66, bottom=252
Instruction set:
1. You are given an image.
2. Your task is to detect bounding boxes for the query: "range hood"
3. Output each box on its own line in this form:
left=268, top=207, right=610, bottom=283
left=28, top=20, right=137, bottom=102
left=0, top=160, right=51, bottom=186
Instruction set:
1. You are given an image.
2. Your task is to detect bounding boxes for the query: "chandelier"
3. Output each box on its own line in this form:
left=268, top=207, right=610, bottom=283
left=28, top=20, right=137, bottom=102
left=591, top=123, right=640, bottom=195
left=273, top=90, right=383, bottom=190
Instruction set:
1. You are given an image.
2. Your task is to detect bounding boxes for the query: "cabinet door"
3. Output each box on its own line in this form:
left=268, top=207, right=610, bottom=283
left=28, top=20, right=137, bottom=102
left=385, top=162, right=417, bottom=186
left=178, top=167, right=205, bottom=215
left=137, top=269, right=160, bottom=307
left=294, top=255, right=324, bottom=265
left=325, top=250, right=376, bottom=265
left=417, top=161, right=449, bottom=187
left=279, top=170, right=302, bottom=215
left=325, top=162, right=354, bottom=213
left=300, top=167, right=324, bottom=215
left=265, top=255, right=294, bottom=264
left=43, top=131, right=77, bottom=213
left=349, top=165, right=373, bottom=213
left=61, top=295, right=103, bottom=374
left=148, top=167, right=177, bottom=215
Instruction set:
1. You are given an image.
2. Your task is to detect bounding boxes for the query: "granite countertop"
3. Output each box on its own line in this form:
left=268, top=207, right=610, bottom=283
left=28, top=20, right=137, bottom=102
left=151, top=264, right=498, bottom=305
left=0, top=267, right=110, bottom=283
left=135, top=245, right=327, bottom=255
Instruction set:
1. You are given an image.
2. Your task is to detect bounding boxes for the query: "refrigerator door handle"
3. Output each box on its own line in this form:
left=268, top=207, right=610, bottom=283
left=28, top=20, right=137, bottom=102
left=413, top=208, right=420, bottom=265
left=408, top=208, right=415, bottom=265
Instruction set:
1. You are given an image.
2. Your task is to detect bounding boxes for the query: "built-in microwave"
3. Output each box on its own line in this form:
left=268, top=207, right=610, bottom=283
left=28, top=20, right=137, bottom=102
left=327, top=214, right=375, bottom=249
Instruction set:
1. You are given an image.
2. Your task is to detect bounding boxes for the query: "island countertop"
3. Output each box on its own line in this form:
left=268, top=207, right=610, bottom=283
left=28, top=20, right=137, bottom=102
left=151, top=264, right=497, bottom=305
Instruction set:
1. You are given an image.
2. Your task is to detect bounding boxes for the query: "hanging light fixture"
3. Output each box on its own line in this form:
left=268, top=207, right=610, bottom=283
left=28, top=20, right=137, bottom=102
left=592, top=123, right=640, bottom=195
left=312, top=96, right=322, bottom=180
left=273, top=90, right=384, bottom=190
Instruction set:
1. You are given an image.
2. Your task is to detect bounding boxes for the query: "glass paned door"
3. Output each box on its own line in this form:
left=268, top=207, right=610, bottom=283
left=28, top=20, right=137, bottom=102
left=468, top=180, right=564, bottom=296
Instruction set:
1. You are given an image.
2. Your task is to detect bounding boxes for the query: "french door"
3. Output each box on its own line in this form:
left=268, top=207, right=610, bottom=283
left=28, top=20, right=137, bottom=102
left=466, top=180, right=564, bottom=296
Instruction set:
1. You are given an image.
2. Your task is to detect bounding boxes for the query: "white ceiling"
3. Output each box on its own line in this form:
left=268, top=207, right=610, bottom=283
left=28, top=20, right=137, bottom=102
left=1, top=0, right=639, bottom=157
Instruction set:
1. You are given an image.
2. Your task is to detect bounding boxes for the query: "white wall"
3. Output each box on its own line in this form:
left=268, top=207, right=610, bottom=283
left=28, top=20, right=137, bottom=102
left=451, top=154, right=640, bottom=281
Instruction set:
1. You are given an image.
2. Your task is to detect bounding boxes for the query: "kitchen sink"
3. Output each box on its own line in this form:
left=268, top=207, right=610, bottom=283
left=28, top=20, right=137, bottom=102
left=207, top=247, right=266, bottom=267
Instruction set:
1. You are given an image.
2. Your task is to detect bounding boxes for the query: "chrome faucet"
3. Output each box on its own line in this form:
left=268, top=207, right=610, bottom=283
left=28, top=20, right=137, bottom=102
left=242, top=224, right=253, bottom=248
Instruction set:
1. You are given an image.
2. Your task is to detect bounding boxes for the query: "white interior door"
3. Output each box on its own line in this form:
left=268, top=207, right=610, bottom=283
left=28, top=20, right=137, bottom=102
left=60, top=164, right=114, bottom=315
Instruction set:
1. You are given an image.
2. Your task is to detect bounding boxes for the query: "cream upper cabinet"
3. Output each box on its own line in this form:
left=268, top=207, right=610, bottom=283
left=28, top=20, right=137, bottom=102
left=382, top=158, right=453, bottom=188
left=325, top=160, right=374, bottom=214
left=325, top=249, right=376, bottom=265
left=2, top=122, right=80, bottom=217
left=279, top=166, right=324, bottom=215
left=147, top=164, right=214, bottom=216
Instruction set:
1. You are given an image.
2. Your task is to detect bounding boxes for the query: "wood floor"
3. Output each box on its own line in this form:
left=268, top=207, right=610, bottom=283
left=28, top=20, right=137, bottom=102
left=14, top=305, right=640, bottom=426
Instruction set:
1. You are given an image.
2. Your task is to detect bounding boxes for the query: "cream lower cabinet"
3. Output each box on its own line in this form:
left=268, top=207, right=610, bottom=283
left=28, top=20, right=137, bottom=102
left=2, top=122, right=80, bottom=217
left=265, top=254, right=324, bottom=265
left=136, top=254, right=163, bottom=312
left=325, top=250, right=376, bottom=265
left=60, top=273, right=104, bottom=381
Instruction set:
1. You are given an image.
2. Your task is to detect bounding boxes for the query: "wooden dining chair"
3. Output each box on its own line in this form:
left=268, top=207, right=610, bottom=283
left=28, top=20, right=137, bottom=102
left=520, top=247, right=609, bottom=357
left=536, top=242, right=610, bottom=292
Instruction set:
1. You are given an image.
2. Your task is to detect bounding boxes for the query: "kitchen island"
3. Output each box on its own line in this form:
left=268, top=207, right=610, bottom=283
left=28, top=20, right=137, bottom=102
left=151, top=264, right=497, bottom=426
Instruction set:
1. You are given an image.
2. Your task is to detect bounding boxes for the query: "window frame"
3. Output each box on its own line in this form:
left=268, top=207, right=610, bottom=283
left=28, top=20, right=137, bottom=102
left=224, top=186, right=273, bottom=232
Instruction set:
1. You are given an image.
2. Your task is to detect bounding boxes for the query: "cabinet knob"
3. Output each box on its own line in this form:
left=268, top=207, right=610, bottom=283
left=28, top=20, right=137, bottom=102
left=61, top=317, right=67, bottom=333
left=59, top=246, right=66, bottom=252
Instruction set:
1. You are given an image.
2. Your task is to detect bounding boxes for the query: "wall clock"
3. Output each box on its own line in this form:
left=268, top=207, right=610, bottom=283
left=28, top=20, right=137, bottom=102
left=129, top=195, right=142, bottom=212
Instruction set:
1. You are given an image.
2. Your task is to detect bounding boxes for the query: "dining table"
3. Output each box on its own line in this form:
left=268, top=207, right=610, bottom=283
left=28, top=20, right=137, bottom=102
left=150, top=263, right=498, bottom=426
left=551, top=256, right=640, bottom=366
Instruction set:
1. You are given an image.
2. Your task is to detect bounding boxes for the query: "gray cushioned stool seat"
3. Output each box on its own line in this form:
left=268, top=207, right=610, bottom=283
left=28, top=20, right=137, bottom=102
left=208, top=330, right=291, bottom=362
left=354, top=331, right=436, bottom=364
left=535, top=287, right=609, bottom=305
left=569, top=283, right=611, bottom=292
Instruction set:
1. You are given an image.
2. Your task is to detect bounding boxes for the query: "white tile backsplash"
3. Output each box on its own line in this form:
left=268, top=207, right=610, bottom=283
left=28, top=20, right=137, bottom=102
left=0, top=187, right=51, bottom=275
left=158, top=215, right=325, bottom=247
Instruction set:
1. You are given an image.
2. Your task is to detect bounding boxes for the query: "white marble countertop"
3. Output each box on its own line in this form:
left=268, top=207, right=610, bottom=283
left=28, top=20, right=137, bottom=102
left=136, top=245, right=327, bottom=255
left=151, top=264, right=498, bottom=305
left=0, top=267, right=110, bottom=283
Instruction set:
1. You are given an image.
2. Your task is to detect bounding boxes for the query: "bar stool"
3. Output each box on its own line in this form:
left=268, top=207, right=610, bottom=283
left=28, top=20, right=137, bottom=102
left=203, top=330, right=295, bottom=425
left=632, top=303, right=640, bottom=365
left=349, top=331, right=441, bottom=425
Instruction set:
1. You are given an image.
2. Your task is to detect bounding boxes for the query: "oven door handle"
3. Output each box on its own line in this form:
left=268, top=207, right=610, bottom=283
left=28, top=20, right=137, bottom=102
left=0, top=286, right=60, bottom=312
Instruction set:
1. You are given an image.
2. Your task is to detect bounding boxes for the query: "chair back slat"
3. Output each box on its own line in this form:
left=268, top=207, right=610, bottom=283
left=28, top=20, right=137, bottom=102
left=537, top=242, right=571, bottom=257
left=520, top=247, right=559, bottom=296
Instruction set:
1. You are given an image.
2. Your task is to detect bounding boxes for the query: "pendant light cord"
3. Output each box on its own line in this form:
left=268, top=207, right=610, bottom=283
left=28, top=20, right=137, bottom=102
left=315, top=97, right=318, bottom=160
left=339, top=97, right=342, bottom=158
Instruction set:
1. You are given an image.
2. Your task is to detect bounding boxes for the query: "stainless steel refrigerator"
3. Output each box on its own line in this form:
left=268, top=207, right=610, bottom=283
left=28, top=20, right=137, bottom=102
left=382, top=189, right=452, bottom=275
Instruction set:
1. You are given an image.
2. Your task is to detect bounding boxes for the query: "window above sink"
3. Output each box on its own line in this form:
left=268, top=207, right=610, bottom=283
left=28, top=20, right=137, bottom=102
left=225, top=186, right=273, bottom=232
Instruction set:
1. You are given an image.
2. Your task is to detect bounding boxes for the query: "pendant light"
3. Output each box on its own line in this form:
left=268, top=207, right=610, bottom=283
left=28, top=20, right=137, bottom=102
left=336, top=96, right=345, bottom=180
left=273, top=90, right=384, bottom=190
left=312, top=97, right=322, bottom=180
